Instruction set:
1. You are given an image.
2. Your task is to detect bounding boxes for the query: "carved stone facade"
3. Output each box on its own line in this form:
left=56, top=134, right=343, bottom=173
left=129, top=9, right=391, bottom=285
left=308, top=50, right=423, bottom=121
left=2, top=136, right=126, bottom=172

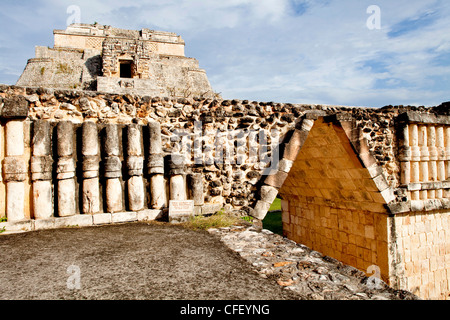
left=101, top=38, right=152, bottom=79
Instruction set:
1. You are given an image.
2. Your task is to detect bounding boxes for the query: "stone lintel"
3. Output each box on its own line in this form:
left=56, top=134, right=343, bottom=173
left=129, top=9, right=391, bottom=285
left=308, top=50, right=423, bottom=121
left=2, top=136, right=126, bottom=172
left=1, top=96, right=29, bottom=119
left=397, top=111, right=450, bottom=125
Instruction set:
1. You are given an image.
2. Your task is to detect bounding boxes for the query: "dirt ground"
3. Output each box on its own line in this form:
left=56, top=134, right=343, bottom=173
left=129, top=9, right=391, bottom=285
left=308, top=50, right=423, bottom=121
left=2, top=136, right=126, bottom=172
left=0, top=222, right=302, bottom=300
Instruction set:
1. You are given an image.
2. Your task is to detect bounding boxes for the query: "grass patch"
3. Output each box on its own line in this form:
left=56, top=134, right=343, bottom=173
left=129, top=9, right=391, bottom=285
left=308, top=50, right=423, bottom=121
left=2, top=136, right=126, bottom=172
left=269, top=198, right=281, bottom=211
left=182, top=211, right=251, bottom=231
left=263, top=198, right=283, bottom=235
left=263, top=211, right=283, bottom=235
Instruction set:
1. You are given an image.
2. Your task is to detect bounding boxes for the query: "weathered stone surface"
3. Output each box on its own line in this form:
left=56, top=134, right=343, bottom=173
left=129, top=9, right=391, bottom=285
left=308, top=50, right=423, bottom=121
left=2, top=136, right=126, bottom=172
left=148, top=121, right=163, bottom=155
left=57, top=178, right=77, bottom=217
left=82, top=155, right=100, bottom=178
left=54, top=214, right=93, bottom=228
left=283, top=129, right=309, bottom=161
left=56, top=158, right=76, bottom=180
left=209, top=226, right=418, bottom=300
left=105, top=179, right=123, bottom=213
left=126, top=156, right=144, bottom=175
left=111, top=211, right=138, bottom=223
left=169, top=200, right=195, bottom=223
left=103, top=156, right=122, bottom=177
left=278, top=158, right=294, bottom=173
left=252, top=200, right=272, bottom=220
left=260, top=185, right=279, bottom=205
left=92, top=213, right=112, bottom=225
left=104, top=124, right=120, bottom=156
left=6, top=181, right=25, bottom=221
left=82, top=178, right=100, bottom=214
left=32, top=180, right=53, bottom=219
left=126, top=124, right=142, bottom=157
left=128, top=176, right=145, bottom=211
left=3, top=157, right=27, bottom=182
left=150, top=174, right=166, bottom=209
left=1, top=96, right=28, bottom=119
left=30, top=156, right=53, bottom=176
left=0, top=220, right=34, bottom=233
left=170, top=175, right=186, bottom=201
left=81, top=121, right=99, bottom=156
left=56, top=121, right=74, bottom=157
left=189, top=173, right=204, bottom=206
left=32, top=120, right=52, bottom=156
left=148, top=153, right=164, bottom=174
left=137, top=209, right=163, bottom=221
left=201, top=203, right=222, bottom=215
left=264, top=171, right=288, bottom=189
left=5, top=120, right=24, bottom=156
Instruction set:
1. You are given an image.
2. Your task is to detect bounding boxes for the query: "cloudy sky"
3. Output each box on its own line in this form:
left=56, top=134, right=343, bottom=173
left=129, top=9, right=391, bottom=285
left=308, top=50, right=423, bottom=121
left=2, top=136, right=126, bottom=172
left=0, top=0, right=449, bottom=107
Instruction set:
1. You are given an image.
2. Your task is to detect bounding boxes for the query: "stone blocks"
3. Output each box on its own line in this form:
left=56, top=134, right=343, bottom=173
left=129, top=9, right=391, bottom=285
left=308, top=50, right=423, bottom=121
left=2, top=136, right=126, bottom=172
left=1, top=96, right=29, bottom=119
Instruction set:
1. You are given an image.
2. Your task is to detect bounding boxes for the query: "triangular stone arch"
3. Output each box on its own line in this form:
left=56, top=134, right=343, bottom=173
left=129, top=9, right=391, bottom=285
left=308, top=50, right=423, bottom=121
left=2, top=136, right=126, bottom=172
left=251, top=113, right=397, bottom=282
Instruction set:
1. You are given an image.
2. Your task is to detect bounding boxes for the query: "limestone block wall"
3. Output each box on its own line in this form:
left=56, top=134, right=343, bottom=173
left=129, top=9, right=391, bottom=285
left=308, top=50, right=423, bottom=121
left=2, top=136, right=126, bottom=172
left=392, top=211, right=449, bottom=300
left=279, top=118, right=391, bottom=282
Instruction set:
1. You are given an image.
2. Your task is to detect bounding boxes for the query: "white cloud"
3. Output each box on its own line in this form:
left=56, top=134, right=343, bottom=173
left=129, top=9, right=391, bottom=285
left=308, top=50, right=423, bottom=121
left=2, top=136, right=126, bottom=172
left=0, top=0, right=449, bottom=107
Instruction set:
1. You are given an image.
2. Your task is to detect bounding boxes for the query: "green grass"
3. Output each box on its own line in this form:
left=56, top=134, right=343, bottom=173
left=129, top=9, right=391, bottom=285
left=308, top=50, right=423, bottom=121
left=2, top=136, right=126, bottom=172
left=269, top=198, right=281, bottom=211
left=181, top=198, right=283, bottom=235
left=182, top=211, right=251, bottom=231
left=263, top=198, right=283, bottom=235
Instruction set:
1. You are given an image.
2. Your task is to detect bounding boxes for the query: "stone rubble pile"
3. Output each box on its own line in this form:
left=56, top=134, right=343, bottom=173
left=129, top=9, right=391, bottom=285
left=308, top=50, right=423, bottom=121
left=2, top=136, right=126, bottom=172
left=208, top=225, right=419, bottom=300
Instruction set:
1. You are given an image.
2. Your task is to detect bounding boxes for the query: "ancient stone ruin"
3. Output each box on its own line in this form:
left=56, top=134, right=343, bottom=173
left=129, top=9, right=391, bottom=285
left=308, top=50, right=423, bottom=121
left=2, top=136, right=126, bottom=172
left=16, top=24, right=215, bottom=98
left=1, top=24, right=449, bottom=300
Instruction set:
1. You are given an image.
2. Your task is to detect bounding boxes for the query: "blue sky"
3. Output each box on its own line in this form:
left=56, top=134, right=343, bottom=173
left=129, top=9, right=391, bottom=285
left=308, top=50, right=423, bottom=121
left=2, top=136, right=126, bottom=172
left=0, top=0, right=449, bottom=108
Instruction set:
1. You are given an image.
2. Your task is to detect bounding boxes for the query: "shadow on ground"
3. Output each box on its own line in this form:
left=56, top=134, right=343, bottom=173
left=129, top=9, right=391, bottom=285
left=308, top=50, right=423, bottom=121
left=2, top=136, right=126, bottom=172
left=0, top=222, right=301, bottom=300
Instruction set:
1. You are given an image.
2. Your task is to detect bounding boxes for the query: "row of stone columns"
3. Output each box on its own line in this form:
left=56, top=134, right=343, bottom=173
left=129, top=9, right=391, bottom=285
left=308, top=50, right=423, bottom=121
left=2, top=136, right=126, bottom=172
left=2, top=119, right=204, bottom=222
left=400, top=124, right=450, bottom=201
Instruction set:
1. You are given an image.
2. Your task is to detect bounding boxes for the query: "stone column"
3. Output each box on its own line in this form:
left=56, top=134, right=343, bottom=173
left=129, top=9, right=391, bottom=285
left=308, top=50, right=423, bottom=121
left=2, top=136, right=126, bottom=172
left=418, top=126, right=429, bottom=192
left=81, top=121, right=100, bottom=214
left=126, top=124, right=145, bottom=211
left=169, top=154, right=186, bottom=201
left=103, top=124, right=123, bottom=213
left=30, top=120, right=53, bottom=219
left=427, top=126, right=438, bottom=186
left=446, top=127, right=450, bottom=180
left=0, top=124, right=4, bottom=219
left=400, top=125, right=411, bottom=185
left=3, top=120, right=27, bottom=221
left=410, top=161, right=420, bottom=200
left=410, top=124, right=420, bottom=161
left=56, top=121, right=77, bottom=217
left=436, top=126, right=446, bottom=181
left=189, top=173, right=204, bottom=206
left=418, top=125, right=429, bottom=161
left=147, top=121, right=165, bottom=209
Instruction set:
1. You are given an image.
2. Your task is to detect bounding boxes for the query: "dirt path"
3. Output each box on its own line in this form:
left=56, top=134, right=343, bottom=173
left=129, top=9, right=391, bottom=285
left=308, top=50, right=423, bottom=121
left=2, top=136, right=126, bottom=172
left=0, top=222, right=301, bottom=300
